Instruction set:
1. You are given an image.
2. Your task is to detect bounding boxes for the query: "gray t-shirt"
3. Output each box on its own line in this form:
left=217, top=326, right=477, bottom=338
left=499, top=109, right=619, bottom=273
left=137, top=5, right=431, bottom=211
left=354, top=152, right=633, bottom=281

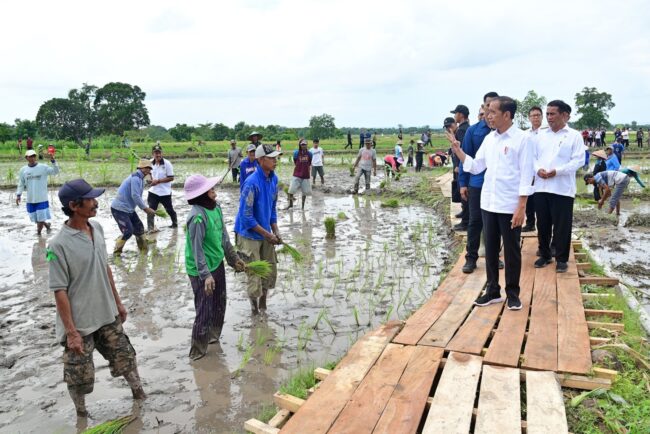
left=357, top=147, right=377, bottom=171
left=228, top=148, right=243, bottom=168
left=48, top=220, right=118, bottom=343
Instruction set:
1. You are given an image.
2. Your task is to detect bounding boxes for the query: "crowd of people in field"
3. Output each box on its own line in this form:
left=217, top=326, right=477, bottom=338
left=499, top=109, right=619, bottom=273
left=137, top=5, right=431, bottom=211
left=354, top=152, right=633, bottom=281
left=13, top=97, right=646, bottom=419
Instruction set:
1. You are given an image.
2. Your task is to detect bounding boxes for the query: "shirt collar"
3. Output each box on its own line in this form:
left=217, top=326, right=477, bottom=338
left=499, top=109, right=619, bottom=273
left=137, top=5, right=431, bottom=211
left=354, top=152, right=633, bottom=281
left=495, top=123, right=516, bottom=138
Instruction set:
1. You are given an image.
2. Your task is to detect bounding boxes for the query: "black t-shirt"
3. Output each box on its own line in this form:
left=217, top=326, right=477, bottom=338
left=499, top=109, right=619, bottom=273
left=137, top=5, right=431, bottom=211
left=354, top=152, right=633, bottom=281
left=452, top=121, right=470, bottom=167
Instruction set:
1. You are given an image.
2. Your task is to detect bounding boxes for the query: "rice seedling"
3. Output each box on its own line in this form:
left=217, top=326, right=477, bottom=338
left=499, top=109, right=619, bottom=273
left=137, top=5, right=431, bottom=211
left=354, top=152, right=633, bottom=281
left=236, top=333, right=245, bottom=351
left=352, top=306, right=360, bottom=327
left=81, top=415, right=135, bottom=434
left=383, top=305, right=395, bottom=323
left=381, top=198, right=399, bottom=208
left=278, top=243, right=303, bottom=263
left=155, top=208, right=169, bottom=218
left=379, top=180, right=387, bottom=189
left=263, top=347, right=279, bottom=365
left=322, top=312, right=337, bottom=334
left=313, top=308, right=326, bottom=329
left=337, top=211, right=347, bottom=220
left=255, top=328, right=270, bottom=347
left=231, top=343, right=254, bottom=378
left=5, top=167, right=15, bottom=184
left=246, top=260, right=272, bottom=278
left=324, top=217, right=336, bottom=239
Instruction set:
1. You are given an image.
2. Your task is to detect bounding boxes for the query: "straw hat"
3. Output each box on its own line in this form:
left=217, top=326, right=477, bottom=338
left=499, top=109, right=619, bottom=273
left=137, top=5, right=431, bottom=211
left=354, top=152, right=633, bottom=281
left=137, top=159, right=153, bottom=169
left=592, top=150, right=607, bottom=159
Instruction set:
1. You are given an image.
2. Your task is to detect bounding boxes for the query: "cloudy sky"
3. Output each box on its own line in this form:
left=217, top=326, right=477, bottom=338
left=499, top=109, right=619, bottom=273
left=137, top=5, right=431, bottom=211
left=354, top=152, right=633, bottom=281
left=2, top=0, right=649, bottom=129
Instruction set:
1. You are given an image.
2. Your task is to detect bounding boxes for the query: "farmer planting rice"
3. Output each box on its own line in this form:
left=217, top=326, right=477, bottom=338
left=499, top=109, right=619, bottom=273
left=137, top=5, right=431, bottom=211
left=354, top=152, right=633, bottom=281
left=48, top=179, right=146, bottom=417
left=110, top=159, right=157, bottom=255
left=147, top=144, right=178, bottom=232
left=16, top=148, right=59, bottom=235
left=584, top=166, right=646, bottom=216
left=234, top=144, right=283, bottom=315
left=183, top=174, right=246, bottom=360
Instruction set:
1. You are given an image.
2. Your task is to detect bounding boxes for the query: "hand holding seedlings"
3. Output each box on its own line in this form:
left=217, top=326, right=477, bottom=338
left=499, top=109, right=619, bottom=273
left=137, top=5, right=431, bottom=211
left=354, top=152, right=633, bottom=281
left=234, top=258, right=246, bottom=272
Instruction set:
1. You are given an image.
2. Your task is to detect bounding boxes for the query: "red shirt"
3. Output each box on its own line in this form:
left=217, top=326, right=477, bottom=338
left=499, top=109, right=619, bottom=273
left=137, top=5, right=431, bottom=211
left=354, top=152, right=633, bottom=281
left=26, top=138, right=33, bottom=149
left=293, top=149, right=312, bottom=179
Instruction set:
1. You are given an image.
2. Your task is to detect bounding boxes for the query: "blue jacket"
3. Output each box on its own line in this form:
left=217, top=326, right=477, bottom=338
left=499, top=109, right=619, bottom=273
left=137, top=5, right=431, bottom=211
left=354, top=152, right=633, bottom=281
left=605, top=154, right=620, bottom=171
left=234, top=168, right=278, bottom=241
left=239, top=158, right=259, bottom=190
left=458, top=119, right=490, bottom=188
left=111, top=170, right=147, bottom=213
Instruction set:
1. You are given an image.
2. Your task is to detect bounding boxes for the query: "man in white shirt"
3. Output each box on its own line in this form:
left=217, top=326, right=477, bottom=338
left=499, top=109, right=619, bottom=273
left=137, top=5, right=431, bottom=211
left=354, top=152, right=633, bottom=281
left=147, top=144, right=177, bottom=232
left=522, top=106, right=544, bottom=232
left=533, top=100, right=585, bottom=273
left=310, top=138, right=325, bottom=185
left=449, top=96, right=535, bottom=310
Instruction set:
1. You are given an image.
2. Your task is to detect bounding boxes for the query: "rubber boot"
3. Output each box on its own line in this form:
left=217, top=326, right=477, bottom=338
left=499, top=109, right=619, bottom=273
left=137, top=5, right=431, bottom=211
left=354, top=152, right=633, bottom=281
left=114, top=238, right=127, bottom=255
left=135, top=235, right=148, bottom=252
left=146, top=214, right=155, bottom=232
left=68, top=387, right=88, bottom=417
left=259, top=288, right=268, bottom=311
left=123, top=368, right=146, bottom=399
left=249, top=297, right=259, bottom=315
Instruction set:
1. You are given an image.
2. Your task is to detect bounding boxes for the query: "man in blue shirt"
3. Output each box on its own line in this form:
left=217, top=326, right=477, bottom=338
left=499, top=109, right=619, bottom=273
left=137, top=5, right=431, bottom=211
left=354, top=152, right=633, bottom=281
left=235, top=144, right=283, bottom=314
left=110, top=160, right=156, bottom=255
left=611, top=138, right=625, bottom=163
left=458, top=92, right=498, bottom=273
left=605, top=146, right=621, bottom=171
left=239, top=144, right=259, bottom=190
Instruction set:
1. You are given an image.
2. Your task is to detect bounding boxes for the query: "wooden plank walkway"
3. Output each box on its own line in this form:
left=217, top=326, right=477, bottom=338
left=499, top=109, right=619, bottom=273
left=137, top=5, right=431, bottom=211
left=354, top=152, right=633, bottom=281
left=249, top=172, right=621, bottom=434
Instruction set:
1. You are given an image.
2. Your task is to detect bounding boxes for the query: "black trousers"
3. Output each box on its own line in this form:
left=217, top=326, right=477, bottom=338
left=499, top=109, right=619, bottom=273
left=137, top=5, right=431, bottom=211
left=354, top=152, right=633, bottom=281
left=465, top=186, right=483, bottom=262
left=482, top=210, right=522, bottom=300
left=231, top=167, right=240, bottom=182
left=535, top=193, right=573, bottom=263
left=525, top=192, right=536, bottom=227
left=453, top=171, right=469, bottom=225
left=147, top=192, right=178, bottom=228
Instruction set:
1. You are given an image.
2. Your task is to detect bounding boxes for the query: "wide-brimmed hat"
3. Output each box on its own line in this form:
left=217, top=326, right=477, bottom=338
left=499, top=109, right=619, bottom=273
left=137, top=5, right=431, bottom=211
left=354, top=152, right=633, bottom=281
left=184, top=174, right=220, bottom=200
left=137, top=159, right=153, bottom=169
left=592, top=150, right=607, bottom=159
left=626, top=165, right=641, bottom=174
left=25, top=150, right=37, bottom=157
left=59, top=179, right=105, bottom=206
left=255, top=144, right=282, bottom=159
left=248, top=131, right=263, bottom=140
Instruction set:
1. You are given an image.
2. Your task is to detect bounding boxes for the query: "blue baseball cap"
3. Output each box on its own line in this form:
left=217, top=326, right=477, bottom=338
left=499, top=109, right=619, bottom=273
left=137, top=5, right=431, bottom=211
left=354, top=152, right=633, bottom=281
left=59, top=179, right=105, bottom=206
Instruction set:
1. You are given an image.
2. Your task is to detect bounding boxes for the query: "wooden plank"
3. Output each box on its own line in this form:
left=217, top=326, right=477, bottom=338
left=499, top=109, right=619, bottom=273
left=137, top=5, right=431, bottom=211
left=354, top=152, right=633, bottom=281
left=268, top=409, right=291, bottom=429
left=474, top=366, right=521, bottom=434
left=526, top=371, right=569, bottom=434
left=484, top=238, right=537, bottom=367
left=393, top=260, right=469, bottom=345
left=557, top=276, right=592, bottom=374
left=418, top=262, right=486, bottom=347
left=273, top=392, right=304, bottom=413
left=314, top=367, right=330, bottom=381
left=576, top=262, right=590, bottom=270
left=581, top=292, right=614, bottom=299
left=587, top=321, right=624, bottom=331
left=560, top=374, right=611, bottom=390
left=590, top=337, right=611, bottom=345
left=445, top=297, right=504, bottom=354
left=593, top=367, right=618, bottom=380
left=522, top=264, right=558, bottom=371
left=245, top=419, right=280, bottom=434
left=328, top=344, right=415, bottom=434
left=579, top=276, right=619, bottom=286
left=574, top=252, right=587, bottom=261
left=421, top=352, right=482, bottom=434
left=373, top=347, right=444, bottom=434
left=584, top=309, right=624, bottom=318
left=280, top=321, right=402, bottom=434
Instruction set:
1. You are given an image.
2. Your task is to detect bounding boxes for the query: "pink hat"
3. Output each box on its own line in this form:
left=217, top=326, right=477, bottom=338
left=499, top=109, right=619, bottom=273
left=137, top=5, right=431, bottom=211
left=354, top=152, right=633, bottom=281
left=184, top=174, right=220, bottom=200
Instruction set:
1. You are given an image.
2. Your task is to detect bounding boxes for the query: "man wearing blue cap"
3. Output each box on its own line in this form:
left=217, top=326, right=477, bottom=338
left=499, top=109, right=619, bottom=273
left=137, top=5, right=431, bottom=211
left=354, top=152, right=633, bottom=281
left=48, top=179, right=145, bottom=417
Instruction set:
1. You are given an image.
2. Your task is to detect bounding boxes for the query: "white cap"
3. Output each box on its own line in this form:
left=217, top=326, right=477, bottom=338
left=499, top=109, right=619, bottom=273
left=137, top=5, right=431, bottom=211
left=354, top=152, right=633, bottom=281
left=25, top=150, right=37, bottom=157
left=255, top=144, right=282, bottom=159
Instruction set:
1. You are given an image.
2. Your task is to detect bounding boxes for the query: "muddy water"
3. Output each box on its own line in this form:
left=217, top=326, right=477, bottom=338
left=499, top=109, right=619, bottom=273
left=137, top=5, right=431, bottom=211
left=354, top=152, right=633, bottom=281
left=0, top=182, right=452, bottom=433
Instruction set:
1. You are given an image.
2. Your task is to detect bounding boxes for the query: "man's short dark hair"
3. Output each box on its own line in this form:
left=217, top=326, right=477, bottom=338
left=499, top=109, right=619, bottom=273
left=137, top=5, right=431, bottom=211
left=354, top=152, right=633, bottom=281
left=547, top=100, right=572, bottom=114
left=483, top=92, right=499, bottom=102
left=529, top=106, right=543, bottom=115
left=62, top=198, right=84, bottom=217
left=494, top=96, right=517, bottom=120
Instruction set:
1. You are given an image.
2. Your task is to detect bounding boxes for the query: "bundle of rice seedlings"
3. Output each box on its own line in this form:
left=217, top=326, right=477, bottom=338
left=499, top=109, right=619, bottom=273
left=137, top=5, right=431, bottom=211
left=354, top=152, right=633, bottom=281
left=279, top=243, right=303, bottom=263
left=324, top=217, right=336, bottom=239
left=245, top=260, right=272, bottom=278
left=624, top=212, right=650, bottom=227
left=155, top=209, right=169, bottom=218
left=381, top=198, right=399, bottom=208
left=337, top=212, right=347, bottom=220
left=82, top=415, right=134, bottom=434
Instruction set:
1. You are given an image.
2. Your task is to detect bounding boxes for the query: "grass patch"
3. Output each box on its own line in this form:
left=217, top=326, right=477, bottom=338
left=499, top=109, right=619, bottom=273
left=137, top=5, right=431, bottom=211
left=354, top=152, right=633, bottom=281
left=279, top=366, right=319, bottom=400
left=380, top=198, right=399, bottom=208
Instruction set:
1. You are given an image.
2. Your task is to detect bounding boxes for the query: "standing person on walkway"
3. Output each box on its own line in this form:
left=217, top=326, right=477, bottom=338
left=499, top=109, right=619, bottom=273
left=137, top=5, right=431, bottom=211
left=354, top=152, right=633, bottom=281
left=234, top=144, right=283, bottom=315
left=147, top=144, right=178, bottom=233
left=522, top=106, right=545, bottom=232
left=449, top=96, right=535, bottom=310
left=16, top=149, right=60, bottom=235
left=310, top=138, right=325, bottom=185
left=49, top=179, right=146, bottom=417
left=183, top=175, right=245, bottom=360
left=228, top=139, right=243, bottom=183
left=239, top=144, right=258, bottom=190
left=352, top=138, right=377, bottom=193
left=584, top=168, right=646, bottom=215
left=533, top=100, right=585, bottom=273
left=451, top=104, right=471, bottom=231
left=457, top=94, right=496, bottom=273
left=287, top=139, right=312, bottom=210
left=111, top=160, right=156, bottom=255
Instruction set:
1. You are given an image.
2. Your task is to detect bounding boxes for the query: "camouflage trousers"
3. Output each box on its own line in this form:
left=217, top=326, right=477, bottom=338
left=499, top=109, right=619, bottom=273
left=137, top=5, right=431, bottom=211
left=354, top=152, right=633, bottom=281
left=62, top=317, right=137, bottom=394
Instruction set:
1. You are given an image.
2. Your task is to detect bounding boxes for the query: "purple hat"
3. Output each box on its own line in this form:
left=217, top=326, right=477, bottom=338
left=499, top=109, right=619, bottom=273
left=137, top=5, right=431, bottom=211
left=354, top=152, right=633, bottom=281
left=59, top=179, right=105, bottom=206
left=184, top=174, right=220, bottom=200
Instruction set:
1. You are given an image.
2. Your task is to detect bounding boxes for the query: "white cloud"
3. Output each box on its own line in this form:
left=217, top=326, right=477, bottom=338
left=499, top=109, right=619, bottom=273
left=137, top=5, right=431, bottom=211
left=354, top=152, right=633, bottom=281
left=2, top=0, right=650, bottom=128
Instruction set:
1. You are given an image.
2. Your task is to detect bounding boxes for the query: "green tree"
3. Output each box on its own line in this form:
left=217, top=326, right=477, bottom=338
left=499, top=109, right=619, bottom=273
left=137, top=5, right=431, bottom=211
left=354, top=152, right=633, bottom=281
left=68, top=83, right=99, bottom=146
left=212, top=123, right=231, bottom=140
left=308, top=113, right=337, bottom=139
left=168, top=123, right=195, bottom=141
left=195, top=123, right=215, bottom=141
left=233, top=121, right=250, bottom=140
left=142, top=125, right=171, bottom=141
left=36, top=98, right=86, bottom=142
left=94, top=82, right=150, bottom=135
left=574, top=87, right=615, bottom=129
left=0, top=122, right=14, bottom=144
left=515, top=90, right=547, bottom=129
left=15, top=118, right=38, bottom=139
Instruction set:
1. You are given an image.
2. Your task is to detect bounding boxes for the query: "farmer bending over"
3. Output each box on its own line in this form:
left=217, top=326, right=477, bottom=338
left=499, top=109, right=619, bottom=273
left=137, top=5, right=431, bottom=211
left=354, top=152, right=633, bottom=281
left=584, top=166, right=646, bottom=215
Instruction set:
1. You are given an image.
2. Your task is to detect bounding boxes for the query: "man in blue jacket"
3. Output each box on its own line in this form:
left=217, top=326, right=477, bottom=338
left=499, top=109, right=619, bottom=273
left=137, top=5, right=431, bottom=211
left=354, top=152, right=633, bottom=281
left=458, top=92, right=498, bottom=273
left=239, top=144, right=259, bottom=190
left=235, top=144, right=283, bottom=314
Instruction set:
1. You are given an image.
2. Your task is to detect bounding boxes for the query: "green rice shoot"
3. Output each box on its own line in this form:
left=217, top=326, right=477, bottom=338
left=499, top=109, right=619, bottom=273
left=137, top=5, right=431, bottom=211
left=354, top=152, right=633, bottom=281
left=324, top=217, right=336, bottom=239
left=81, top=415, right=135, bottom=434
left=245, top=260, right=272, bottom=278
left=279, top=243, right=303, bottom=263
left=155, top=209, right=170, bottom=218
left=381, top=198, right=399, bottom=208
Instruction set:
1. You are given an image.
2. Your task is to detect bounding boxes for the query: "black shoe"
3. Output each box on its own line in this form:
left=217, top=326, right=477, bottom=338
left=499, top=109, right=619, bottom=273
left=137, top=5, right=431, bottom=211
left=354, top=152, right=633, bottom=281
left=556, top=261, right=568, bottom=273
left=534, top=257, right=553, bottom=268
left=454, top=211, right=463, bottom=218
left=453, top=223, right=468, bottom=231
left=170, top=223, right=178, bottom=228
left=536, top=249, right=541, bottom=256
left=551, top=247, right=556, bottom=258
left=498, top=259, right=504, bottom=269
left=507, top=296, right=523, bottom=310
left=462, top=261, right=477, bottom=274
left=521, top=224, right=535, bottom=232
left=474, top=292, right=504, bottom=307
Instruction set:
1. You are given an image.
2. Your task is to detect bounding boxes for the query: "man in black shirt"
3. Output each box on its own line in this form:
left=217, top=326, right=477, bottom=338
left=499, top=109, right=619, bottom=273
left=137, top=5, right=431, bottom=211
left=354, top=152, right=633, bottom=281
left=451, top=104, right=470, bottom=231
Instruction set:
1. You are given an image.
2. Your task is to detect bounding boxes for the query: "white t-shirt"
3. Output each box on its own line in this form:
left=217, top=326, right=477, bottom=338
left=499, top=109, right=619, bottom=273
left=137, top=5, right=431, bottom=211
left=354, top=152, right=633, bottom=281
left=310, top=147, right=324, bottom=166
left=622, top=130, right=629, bottom=139
left=358, top=147, right=377, bottom=171
left=150, top=159, right=174, bottom=196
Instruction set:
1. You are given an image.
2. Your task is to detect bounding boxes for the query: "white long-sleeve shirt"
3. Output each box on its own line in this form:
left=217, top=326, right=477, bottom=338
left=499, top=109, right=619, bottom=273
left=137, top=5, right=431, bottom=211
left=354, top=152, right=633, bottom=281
left=16, top=161, right=60, bottom=203
left=462, top=124, right=535, bottom=214
left=533, top=125, right=584, bottom=198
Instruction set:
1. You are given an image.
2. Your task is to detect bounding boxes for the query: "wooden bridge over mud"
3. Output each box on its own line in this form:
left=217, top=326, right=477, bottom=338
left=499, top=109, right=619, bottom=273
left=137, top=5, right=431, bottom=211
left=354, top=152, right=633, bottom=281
left=246, top=172, right=623, bottom=434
